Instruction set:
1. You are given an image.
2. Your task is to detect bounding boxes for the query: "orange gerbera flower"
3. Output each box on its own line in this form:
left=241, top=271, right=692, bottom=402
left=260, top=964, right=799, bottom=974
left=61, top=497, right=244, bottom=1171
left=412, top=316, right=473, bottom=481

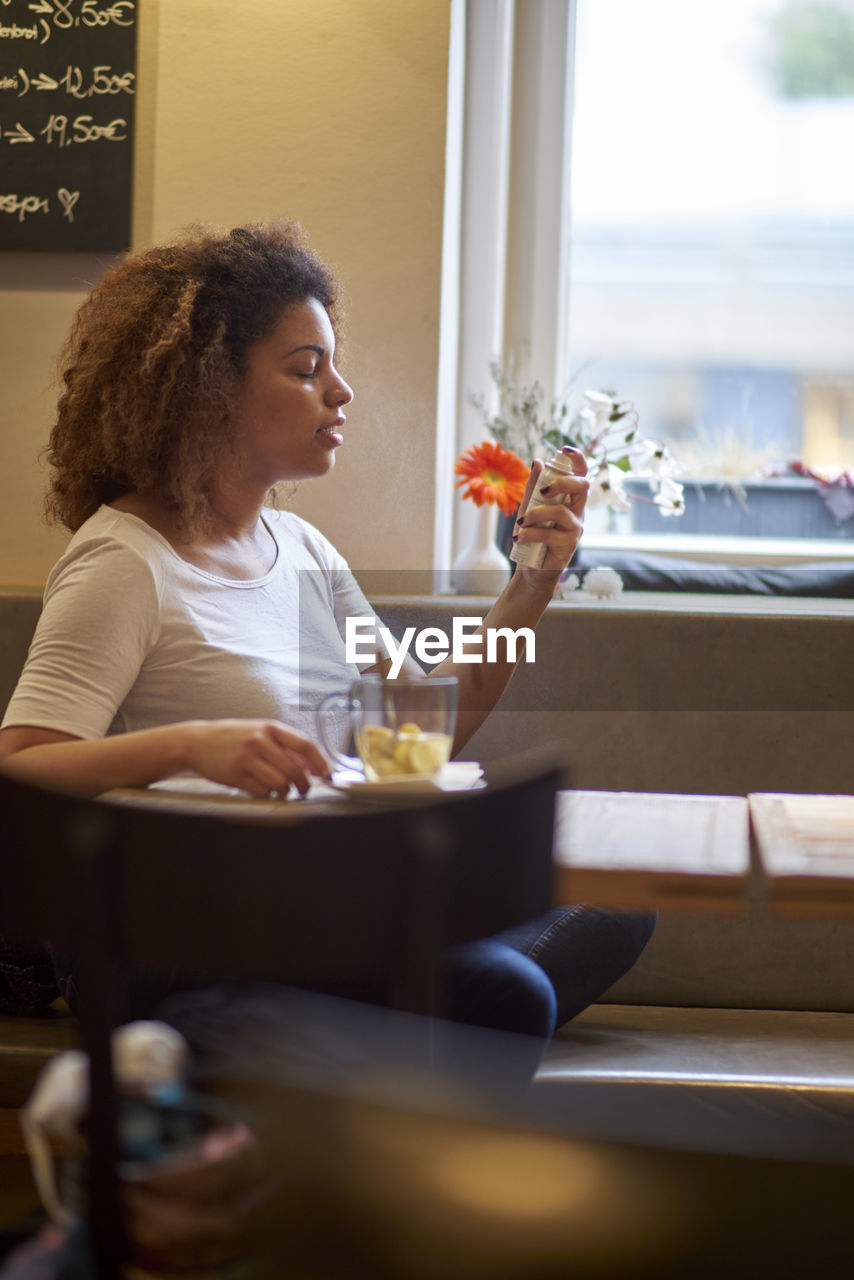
left=454, top=440, right=529, bottom=516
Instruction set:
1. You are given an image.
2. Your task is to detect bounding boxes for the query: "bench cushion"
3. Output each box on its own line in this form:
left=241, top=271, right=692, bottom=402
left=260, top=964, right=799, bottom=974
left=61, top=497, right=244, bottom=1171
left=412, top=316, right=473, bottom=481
left=0, top=1013, right=78, bottom=1110
left=573, top=549, right=854, bottom=597
left=531, top=1004, right=854, bottom=1165
left=0, top=1012, right=78, bottom=1156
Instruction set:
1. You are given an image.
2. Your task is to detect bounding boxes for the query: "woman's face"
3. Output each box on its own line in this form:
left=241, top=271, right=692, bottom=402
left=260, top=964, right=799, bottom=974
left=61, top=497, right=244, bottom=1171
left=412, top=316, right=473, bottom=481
left=231, top=297, right=353, bottom=486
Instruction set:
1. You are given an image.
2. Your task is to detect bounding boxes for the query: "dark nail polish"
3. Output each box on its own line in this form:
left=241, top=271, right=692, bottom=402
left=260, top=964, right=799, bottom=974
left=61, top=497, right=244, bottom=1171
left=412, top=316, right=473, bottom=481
left=540, top=484, right=552, bottom=495
left=512, top=534, right=519, bottom=542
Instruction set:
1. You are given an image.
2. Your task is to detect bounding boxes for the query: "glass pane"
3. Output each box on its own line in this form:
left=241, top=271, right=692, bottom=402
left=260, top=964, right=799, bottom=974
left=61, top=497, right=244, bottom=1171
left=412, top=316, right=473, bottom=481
left=568, top=0, right=854, bottom=537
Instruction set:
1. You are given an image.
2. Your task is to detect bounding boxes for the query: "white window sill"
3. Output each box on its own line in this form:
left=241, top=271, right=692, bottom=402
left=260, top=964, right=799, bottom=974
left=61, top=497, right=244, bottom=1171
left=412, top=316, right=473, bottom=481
left=550, top=590, right=854, bottom=617
left=373, top=590, right=854, bottom=619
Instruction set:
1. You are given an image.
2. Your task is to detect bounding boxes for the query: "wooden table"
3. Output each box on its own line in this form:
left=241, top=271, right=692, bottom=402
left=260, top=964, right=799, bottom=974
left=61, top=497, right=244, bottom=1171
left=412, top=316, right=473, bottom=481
left=104, top=781, right=753, bottom=916
left=102, top=778, right=346, bottom=823
left=749, top=793, right=854, bottom=918
left=100, top=782, right=854, bottom=922
left=552, top=790, right=750, bottom=915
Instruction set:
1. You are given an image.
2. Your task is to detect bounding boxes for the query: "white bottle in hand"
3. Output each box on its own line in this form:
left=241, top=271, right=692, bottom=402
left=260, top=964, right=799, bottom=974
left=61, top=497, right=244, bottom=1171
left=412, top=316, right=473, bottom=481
left=510, top=447, right=582, bottom=570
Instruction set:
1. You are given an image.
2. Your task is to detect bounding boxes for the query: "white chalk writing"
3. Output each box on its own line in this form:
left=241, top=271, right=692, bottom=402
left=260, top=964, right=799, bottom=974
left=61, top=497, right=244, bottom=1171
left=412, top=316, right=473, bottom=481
left=38, top=112, right=127, bottom=144
left=2, top=0, right=135, bottom=245
left=0, top=121, right=35, bottom=142
left=13, top=64, right=135, bottom=97
left=0, top=22, right=37, bottom=39
left=56, top=186, right=78, bottom=220
left=24, top=2, right=135, bottom=43
left=61, top=64, right=134, bottom=96
left=0, top=187, right=80, bottom=221
left=0, top=191, right=49, bottom=220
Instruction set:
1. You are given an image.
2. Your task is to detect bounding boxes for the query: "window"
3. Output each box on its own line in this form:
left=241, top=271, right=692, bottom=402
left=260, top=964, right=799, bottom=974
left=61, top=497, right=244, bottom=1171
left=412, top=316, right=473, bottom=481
left=439, top=0, right=854, bottom=567
left=568, top=0, right=854, bottom=542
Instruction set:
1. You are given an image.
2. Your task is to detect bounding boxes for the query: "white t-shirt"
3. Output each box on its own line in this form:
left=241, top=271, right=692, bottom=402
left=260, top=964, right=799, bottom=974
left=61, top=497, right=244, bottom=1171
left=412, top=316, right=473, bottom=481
left=2, top=505, right=383, bottom=745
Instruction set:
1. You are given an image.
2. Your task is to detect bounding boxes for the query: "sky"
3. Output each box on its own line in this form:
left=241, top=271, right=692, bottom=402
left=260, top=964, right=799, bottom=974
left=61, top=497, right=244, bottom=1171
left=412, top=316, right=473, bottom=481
left=571, top=0, right=854, bottom=223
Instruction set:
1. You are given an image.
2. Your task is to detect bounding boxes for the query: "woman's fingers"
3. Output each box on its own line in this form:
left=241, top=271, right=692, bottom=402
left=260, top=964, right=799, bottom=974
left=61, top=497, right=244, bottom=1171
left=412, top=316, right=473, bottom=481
left=514, top=499, right=585, bottom=574
left=238, top=752, right=308, bottom=799
left=242, top=736, right=326, bottom=798
left=186, top=720, right=331, bottom=796
left=515, top=500, right=584, bottom=543
left=516, top=459, right=543, bottom=516
left=266, top=723, right=330, bottom=779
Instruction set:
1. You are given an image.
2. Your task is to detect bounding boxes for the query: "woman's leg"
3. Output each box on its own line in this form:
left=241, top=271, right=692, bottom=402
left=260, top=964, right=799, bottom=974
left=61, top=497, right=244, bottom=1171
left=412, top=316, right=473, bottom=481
left=435, top=907, right=654, bottom=1088
left=440, top=939, right=557, bottom=1041
left=437, top=939, right=558, bottom=1091
left=495, top=905, right=657, bottom=1027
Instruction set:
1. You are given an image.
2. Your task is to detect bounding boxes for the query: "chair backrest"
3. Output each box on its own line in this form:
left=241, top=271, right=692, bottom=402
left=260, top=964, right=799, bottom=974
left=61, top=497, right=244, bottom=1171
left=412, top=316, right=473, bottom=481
left=105, top=758, right=563, bottom=1010
left=4, top=758, right=563, bottom=1004
left=1, top=758, right=565, bottom=1278
left=2, top=768, right=119, bottom=954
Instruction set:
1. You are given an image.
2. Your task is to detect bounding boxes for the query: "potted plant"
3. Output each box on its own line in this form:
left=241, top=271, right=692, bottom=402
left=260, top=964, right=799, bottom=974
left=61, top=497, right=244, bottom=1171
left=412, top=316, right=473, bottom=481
left=451, top=439, right=529, bottom=594
left=626, top=428, right=854, bottom=539
left=468, top=357, right=686, bottom=554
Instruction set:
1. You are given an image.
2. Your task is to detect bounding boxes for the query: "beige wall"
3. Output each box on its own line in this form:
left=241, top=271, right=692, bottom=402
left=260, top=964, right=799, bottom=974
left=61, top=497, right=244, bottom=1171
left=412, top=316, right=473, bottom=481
left=0, top=0, right=450, bottom=586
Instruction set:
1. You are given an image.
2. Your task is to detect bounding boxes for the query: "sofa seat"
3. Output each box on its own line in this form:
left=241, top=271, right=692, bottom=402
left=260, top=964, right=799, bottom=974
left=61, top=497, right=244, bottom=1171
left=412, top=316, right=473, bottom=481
left=531, top=1004, right=854, bottom=1165
left=0, top=1012, right=78, bottom=1156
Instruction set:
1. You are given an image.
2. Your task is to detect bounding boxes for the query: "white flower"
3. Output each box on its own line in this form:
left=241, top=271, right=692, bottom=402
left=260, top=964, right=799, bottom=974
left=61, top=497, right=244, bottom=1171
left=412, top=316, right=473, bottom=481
left=555, top=572, right=581, bottom=600
left=581, top=390, right=614, bottom=429
left=586, top=463, right=632, bottom=513
left=472, top=365, right=686, bottom=521
left=653, top=476, right=686, bottom=517
left=583, top=566, right=624, bottom=599
left=629, top=438, right=678, bottom=485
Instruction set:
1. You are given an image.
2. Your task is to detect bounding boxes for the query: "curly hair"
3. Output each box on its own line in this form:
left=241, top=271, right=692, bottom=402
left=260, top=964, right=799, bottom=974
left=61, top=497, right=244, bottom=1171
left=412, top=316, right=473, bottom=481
left=45, top=220, right=339, bottom=532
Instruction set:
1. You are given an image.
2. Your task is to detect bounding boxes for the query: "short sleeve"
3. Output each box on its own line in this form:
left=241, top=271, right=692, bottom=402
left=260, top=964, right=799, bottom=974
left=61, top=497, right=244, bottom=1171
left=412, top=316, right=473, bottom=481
left=319, top=548, right=401, bottom=671
left=271, top=511, right=395, bottom=672
left=1, top=538, right=161, bottom=739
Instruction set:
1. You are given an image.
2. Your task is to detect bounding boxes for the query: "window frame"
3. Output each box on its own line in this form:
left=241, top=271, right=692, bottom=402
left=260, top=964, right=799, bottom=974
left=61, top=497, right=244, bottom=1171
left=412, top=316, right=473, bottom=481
left=436, top=0, right=854, bottom=578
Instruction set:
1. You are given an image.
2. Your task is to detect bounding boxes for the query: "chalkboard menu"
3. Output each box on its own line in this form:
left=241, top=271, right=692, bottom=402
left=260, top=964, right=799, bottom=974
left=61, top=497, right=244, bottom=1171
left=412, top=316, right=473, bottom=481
left=0, top=0, right=136, bottom=251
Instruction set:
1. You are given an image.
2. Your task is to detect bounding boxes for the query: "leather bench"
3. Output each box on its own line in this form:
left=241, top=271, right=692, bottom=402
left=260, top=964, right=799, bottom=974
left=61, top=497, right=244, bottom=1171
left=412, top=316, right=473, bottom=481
left=532, top=1004, right=854, bottom=1164
left=0, top=1012, right=77, bottom=1157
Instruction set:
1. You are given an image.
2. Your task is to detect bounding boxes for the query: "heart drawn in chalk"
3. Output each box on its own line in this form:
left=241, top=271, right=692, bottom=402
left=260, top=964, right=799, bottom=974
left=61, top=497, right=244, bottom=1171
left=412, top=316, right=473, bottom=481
left=57, top=189, right=80, bottom=223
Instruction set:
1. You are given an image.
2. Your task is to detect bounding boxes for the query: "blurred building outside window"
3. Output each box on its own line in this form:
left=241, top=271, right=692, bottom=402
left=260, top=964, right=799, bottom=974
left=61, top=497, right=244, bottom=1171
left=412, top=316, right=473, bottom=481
left=567, top=0, right=854, bottom=542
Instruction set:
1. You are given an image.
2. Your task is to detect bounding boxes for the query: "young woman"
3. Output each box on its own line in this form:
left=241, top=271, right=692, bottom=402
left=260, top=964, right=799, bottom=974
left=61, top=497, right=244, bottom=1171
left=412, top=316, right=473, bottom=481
left=0, top=221, right=654, bottom=1079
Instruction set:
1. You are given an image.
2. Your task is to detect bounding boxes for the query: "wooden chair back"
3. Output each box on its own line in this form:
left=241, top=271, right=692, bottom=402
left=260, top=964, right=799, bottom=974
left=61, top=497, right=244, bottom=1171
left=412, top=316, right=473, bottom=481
left=0, top=759, right=565, bottom=1277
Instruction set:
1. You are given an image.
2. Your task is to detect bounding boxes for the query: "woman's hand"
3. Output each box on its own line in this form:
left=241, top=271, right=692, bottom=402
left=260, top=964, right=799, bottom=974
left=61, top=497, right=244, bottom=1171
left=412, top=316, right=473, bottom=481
left=182, top=720, right=331, bottom=797
left=0, top=720, right=331, bottom=798
left=513, top=451, right=589, bottom=582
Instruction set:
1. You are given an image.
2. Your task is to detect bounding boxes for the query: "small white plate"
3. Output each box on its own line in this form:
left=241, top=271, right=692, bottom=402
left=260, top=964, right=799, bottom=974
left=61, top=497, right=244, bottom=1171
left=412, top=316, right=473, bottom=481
left=329, top=762, right=485, bottom=801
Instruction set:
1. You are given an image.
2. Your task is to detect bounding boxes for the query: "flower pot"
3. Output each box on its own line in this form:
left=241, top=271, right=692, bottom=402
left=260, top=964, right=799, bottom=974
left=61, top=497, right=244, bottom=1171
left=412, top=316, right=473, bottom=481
left=495, top=510, right=518, bottom=559
left=452, top=504, right=512, bottom=595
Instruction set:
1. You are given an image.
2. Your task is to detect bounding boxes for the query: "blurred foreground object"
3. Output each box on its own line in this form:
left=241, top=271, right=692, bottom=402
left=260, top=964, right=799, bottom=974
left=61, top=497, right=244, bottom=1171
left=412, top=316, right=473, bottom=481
left=246, top=1060, right=854, bottom=1280
left=17, top=1020, right=265, bottom=1277
left=179, top=993, right=854, bottom=1280
left=21, top=1021, right=189, bottom=1227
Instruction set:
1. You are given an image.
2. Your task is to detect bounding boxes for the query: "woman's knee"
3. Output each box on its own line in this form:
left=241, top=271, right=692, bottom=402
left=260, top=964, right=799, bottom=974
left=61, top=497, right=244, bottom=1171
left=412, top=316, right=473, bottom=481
left=441, top=939, right=557, bottom=1042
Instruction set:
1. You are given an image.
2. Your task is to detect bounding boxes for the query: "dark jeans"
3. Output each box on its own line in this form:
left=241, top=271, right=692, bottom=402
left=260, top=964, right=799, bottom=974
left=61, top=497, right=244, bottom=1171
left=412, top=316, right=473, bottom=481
left=438, top=905, right=657, bottom=1087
